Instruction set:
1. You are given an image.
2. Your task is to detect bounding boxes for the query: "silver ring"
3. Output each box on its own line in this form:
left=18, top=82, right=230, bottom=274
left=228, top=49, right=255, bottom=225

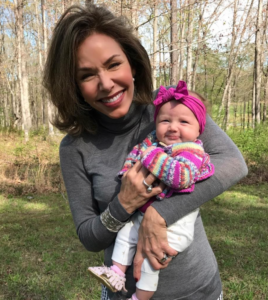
left=143, top=179, right=153, bottom=193
left=159, top=253, right=168, bottom=264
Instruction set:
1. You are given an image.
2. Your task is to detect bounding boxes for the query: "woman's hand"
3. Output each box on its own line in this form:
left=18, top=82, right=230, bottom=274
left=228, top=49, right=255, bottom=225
left=133, top=206, right=178, bottom=281
left=118, top=161, right=163, bottom=214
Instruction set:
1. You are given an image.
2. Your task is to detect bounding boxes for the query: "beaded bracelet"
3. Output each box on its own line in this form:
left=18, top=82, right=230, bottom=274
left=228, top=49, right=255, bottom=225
left=100, top=204, right=129, bottom=233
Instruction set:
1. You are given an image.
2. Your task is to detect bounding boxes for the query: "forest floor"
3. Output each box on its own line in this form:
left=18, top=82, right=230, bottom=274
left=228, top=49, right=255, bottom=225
left=0, top=184, right=267, bottom=299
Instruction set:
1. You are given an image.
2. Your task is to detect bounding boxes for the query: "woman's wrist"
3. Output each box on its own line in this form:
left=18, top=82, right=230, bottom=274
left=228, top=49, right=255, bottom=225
left=117, top=192, right=137, bottom=214
left=109, top=194, right=134, bottom=220
left=143, top=206, right=167, bottom=227
left=100, top=203, right=129, bottom=233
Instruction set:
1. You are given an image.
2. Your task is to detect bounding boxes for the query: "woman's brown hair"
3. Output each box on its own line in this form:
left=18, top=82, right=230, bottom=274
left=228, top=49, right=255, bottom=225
left=43, top=4, right=153, bottom=135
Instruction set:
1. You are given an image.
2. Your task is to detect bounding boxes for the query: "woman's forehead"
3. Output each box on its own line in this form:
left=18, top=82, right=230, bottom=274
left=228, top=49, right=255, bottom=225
left=76, top=33, right=126, bottom=67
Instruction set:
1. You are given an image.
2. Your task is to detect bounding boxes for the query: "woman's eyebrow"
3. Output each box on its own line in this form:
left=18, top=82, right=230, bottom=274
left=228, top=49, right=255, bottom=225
left=77, top=54, right=121, bottom=72
left=103, top=54, right=121, bottom=65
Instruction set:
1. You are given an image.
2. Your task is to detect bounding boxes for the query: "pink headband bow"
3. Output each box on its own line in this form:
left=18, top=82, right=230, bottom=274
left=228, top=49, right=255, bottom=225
left=153, top=80, right=206, bottom=134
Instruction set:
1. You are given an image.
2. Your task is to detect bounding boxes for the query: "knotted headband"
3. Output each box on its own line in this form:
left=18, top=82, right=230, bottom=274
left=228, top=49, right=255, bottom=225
left=153, top=80, right=206, bottom=134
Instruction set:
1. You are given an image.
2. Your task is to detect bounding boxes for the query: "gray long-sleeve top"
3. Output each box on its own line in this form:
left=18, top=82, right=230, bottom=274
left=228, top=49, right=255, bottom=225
left=60, top=103, right=248, bottom=299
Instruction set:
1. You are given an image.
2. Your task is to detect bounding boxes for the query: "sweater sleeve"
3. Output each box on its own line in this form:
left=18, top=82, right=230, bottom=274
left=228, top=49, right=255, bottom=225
left=141, top=143, right=204, bottom=189
left=118, top=143, right=142, bottom=177
left=118, top=131, right=156, bottom=177
left=151, top=115, right=248, bottom=226
left=60, top=136, right=132, bottom=252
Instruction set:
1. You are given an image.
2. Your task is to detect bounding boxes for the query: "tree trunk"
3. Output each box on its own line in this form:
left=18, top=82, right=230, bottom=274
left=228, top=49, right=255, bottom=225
left=152, top=1, right=158, bottom=89
left=35, top=0, right=43, bottom=71
left=224, top=83, right=232, bottom=130
left=233, top=85, right=237, bottom=128
left=243, top=97, right=246, bottom=130
left=246, top=97, right=249, bottom=129
left=170, top=0, right=178, bottom=85
left=203, top=50, right=208, bottom=99
left=192, top=1, right=207, bottom=91
left=264, top=76, right=268, bottom=122
left=162, top=39, right=168, bottom=86
left=186, top=0, right=194, bottom=89
left=254, top=0, right=263, bottom=125
left=252, top=70, right=256, bottom=128
left=158, top=37, right=162, bottom=86
left=131, top=0, right=139, bottom=36
left=178, top=0, right=186, bottom=81
left=41, top=0, right=54, bottom=135
left=15, top=0, right=32, bottom=141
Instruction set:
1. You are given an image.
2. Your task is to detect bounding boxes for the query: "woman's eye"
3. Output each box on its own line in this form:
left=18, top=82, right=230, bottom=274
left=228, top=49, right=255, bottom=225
left=81, top=73, right=94, bottom=80
left=109, top=62, right=120, bottom=69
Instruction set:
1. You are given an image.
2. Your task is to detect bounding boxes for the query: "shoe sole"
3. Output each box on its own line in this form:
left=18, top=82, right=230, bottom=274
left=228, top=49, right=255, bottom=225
left=88, top=267, right=118, bottom=293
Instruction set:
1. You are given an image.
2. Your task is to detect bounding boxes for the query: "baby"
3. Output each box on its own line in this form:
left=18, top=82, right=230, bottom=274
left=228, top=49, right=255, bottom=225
left=88, top=80, right=214, bottom=300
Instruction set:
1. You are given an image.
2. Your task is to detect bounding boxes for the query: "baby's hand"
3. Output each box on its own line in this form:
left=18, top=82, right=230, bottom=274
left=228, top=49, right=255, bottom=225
left=141, top=146, right=157, bottom=158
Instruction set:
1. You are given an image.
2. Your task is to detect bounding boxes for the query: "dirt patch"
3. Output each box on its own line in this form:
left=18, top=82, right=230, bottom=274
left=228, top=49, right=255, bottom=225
left=0, top=162, right=64, bottom=196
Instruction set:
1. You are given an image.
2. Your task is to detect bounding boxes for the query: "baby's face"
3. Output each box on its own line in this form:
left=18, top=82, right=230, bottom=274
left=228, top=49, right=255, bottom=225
left=156, top=100, right=200, bottom=145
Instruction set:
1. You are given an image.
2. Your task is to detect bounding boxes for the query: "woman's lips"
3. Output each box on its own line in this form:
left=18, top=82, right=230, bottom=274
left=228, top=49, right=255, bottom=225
left=100, top=91, right=124, bottom=107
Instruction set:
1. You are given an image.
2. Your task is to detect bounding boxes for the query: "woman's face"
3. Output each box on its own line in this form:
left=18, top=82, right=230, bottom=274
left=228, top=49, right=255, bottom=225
left=76, top=33, right=135, bottom=119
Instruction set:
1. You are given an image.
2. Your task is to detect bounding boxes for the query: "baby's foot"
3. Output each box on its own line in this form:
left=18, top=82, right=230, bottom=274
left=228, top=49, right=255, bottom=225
left=88, top=265, right=127, bottom=293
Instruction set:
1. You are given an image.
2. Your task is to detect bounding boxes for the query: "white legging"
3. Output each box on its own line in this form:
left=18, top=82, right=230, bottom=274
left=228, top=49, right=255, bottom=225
left=112, top=210, right=199, bottom=292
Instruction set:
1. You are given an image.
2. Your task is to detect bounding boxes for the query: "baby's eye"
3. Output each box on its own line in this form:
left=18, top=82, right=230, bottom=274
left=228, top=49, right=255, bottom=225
left=161, top=120, right=169, bottom=123
left=181, top=120, right=188, bottom=124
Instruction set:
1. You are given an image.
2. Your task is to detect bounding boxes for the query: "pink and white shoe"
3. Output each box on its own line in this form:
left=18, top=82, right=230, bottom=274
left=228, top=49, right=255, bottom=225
left=88, top=265, right=127, bottom=293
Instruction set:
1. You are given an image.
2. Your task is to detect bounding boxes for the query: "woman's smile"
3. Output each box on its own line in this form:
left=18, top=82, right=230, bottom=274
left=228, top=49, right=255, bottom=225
left=100, top=90, right=124, bottom=106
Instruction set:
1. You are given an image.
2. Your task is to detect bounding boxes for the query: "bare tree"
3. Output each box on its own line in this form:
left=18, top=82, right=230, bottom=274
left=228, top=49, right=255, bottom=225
left=14, top=0, right=32, bottom=141
left=131, top=0, right=139, bottom=36
left=169, top=0, right=178, bottom=85
left=254, top=0, right=263, bottom=125
left=186, top=0, right=195, bottom=89
left=41, top=0, right=54, bottom=135
left=261, top=0, right=268, bottom=122
left=152, top=0, right=158, bottom=89
left=192, top=0, right=207, bottom=90
left=178, top=0, right=186, bottom=81
left=217, top=0, right=254, bottom=126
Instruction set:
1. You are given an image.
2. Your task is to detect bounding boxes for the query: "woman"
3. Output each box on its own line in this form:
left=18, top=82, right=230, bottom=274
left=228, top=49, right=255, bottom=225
left=43, top=4, right=248, bottom=300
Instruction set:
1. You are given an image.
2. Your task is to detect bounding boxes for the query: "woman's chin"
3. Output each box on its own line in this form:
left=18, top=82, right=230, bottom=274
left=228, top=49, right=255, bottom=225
left=106, top=106, right=131, bottom=119
left=108, top=112, right=127, bottom=119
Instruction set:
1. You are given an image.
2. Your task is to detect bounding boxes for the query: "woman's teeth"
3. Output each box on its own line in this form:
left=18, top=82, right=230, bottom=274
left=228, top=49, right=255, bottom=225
left=102, top=92, right=123, bottom=103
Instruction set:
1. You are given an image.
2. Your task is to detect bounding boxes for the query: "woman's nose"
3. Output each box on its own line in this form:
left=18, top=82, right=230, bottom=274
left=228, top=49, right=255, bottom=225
left=98, top=72, right=114, bottom=92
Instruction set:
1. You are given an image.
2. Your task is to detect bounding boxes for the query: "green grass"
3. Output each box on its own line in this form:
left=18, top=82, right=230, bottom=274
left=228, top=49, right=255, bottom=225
left=0, top=194, right=103, bottom=300
left=1, top=184, right=267, bottom=299
left=201, top=183, right=268, bottom=300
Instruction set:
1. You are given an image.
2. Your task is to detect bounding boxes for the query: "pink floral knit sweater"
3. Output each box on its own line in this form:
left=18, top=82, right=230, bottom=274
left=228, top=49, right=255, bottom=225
left=118, top=130, right=214, bottom=203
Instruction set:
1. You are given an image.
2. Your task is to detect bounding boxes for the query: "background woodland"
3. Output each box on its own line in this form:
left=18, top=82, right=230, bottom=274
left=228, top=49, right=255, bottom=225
left=0, top=0, right=268, bottom=140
